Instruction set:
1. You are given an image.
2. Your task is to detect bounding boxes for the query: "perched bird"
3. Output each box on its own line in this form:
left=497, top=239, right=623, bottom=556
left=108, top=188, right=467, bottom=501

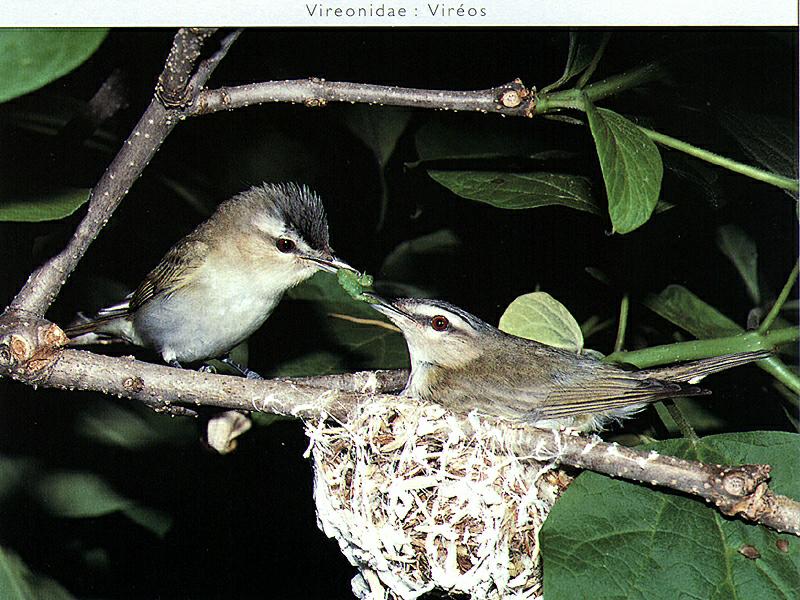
left=366, top=294, right=771, bottom=431
left=66, top=183, right=353, bottom=374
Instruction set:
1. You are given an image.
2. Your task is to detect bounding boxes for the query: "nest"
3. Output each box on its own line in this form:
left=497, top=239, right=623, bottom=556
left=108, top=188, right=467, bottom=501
left=305, top=398, right=571, bottom=600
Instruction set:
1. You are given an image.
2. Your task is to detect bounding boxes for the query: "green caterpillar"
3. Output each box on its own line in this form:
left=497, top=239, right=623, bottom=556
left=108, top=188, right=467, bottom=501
left=337, top=269, right=378, bottom=303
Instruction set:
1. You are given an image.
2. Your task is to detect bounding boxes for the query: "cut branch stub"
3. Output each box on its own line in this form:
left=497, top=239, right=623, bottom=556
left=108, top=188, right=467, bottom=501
left=0, top=313, right=67, bottom=382
left=497, top=78, right=536, bottom=117
left=156, top=27, right=218, bottom=108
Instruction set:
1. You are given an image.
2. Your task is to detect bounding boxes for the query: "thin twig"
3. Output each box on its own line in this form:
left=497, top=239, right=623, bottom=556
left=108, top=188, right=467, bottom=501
left=760, top=262, right=799, bottom=333
left=661, top=398, right=700, bottom=443
left=328, top=313, right=402, bottom=332
left=189, top=78, right=536, bottom=118
left=613, top=293, right=629, bottom=353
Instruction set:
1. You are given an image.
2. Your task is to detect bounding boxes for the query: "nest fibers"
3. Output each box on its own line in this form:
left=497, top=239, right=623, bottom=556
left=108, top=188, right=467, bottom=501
left=305, top=398, right=571, bottom=600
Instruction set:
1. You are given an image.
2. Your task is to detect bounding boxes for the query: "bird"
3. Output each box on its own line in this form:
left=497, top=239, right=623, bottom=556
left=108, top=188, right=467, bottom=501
left=365, top=294, right=772, bottom=431
left=65, top=183, right=353, bottom=376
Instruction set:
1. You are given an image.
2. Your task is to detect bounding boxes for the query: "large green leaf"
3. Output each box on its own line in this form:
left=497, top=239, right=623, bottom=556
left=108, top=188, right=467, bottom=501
left=0, top=188, right=90, bottom=222
left=278, top=272, right=408, bottom=376
left=499, top=292, right=583, bottom=352
left=0, top=29, right=108, bottom=104
left=644, top=284, right=743, bottom=339
left=716, top=224, right=761, bottom=304
left=542, top=431, right=800, bottom=600
left=0, top=546, right=75, bottom=600
left=427, top=170, right=599, bottom=214
left=585, top=104, right=664, bottom=233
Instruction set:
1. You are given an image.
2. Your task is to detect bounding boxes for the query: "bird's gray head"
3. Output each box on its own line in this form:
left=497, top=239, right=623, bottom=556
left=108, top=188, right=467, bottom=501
left=218, top=183, right=353, bottom=283
left=367, top=295, right=495, bottom=369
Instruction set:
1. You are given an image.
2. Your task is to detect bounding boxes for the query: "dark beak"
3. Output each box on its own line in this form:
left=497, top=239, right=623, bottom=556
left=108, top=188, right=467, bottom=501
left=362, top=292, right=412, bottom=322
left=305, top=254, right=358, bottom=274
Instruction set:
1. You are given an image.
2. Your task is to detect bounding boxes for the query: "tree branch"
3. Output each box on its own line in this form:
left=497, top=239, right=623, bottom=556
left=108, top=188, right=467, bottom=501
left=5, top=28, right=236, bottom=319
left=509, top=429, right=800, bottom=535
left=0, top=321, right=796, bottom=534
left=189, top=77, right=536, bottom=117
left=155, top=27, right=218, bottom=107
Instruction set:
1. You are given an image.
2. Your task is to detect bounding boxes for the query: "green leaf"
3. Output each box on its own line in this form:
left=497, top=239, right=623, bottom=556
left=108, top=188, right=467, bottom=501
left=380, top=229, right=462, bottom=297
left=542, top=431, right=800, bottom=600
left=343, top=105, right=412, bottom=168
left=662, top=152, right=724, bottom=209
left=499, top=292, right=583, bottom=352
left=719, top=109, right=798, bottom=198
left=0, top=546, right=76, bottom=600
left=427, top=170, right=599, bottom=214
left=716, top=224, right=761, bottom=304
left=278, top=272, right=408, bottom=376
left=36, top=471, right=131, bottom=518
left=585, top=104, right=664, bottom=233
left=0, top=188, right=90, bottom=222
left=342, top=105, right=413, bottom=227
left=75, top=401, right=194, bottom=449
left=644, top=284, right=743, bottom=339
left=121, top=505, right=173, bottom=538
left=0, top=29, right=108, bottom=104
left=541, top=31, right=611, bottom=93
left=0, top=456, right=37, bottom=504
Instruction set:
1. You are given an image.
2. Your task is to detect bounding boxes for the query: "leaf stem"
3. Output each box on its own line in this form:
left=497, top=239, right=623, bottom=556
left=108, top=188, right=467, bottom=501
left=614, top=294, right=629, bottom=353
left=604, top=326, right=798, bottom=367
left=537, top=65, right=798, bottom=194
left=759, top=262, right=799, bottom=333
left=661, top=399, right=700, bottom=443
left=639, top=127, right=799, bottom=193
left=574, top=33, right=612, bottom=89
left=537, top=63, right=663, bottom=113
left=758, top=357, right=800, bottom=396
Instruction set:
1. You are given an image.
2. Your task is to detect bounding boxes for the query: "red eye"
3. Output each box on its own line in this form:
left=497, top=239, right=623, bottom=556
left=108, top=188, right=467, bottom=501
left=276, top=238, right=295, bottom=253
left=430, top=315, right=449, bottom=331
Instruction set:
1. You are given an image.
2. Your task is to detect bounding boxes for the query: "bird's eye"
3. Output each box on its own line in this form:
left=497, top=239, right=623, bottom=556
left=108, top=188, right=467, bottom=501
left=276, top=238, right=296, bottom=253
left=430, top=315, right=449, bottom=331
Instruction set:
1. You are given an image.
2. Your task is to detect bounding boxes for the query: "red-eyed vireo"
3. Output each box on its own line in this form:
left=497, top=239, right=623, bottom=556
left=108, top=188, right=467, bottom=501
left=66, top=183, right=353, bottom=374
left=366, top=294, right=771, bottom=431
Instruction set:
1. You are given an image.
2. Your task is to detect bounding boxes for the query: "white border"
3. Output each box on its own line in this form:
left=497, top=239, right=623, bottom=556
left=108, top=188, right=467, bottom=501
left=1, top=0, right=798, bottom=27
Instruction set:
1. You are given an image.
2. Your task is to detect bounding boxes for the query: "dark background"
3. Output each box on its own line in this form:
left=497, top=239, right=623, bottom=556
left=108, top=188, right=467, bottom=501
left=0, top=28, right=796, bottom=598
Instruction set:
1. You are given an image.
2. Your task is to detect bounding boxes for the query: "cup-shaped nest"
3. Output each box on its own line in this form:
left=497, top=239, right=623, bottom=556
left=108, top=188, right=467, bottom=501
left=306, top=398, right=571, bottom=600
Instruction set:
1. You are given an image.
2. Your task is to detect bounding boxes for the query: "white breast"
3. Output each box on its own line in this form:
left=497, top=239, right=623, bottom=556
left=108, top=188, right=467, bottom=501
left=134, top=257, right=291, bottom=363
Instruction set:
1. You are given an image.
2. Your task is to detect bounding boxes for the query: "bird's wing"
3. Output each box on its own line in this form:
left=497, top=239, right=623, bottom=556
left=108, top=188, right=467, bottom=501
left=129, top=237, right=209, bottom=311
left=448, top=342, right=707, bottom=421
left=535, top=373, right=706, bottom=419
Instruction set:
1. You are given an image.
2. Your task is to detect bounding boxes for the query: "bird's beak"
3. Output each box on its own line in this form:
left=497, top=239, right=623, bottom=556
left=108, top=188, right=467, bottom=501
left=305, top=254, right=358, bottom=274
left=363, top=292, right=413, bottom=324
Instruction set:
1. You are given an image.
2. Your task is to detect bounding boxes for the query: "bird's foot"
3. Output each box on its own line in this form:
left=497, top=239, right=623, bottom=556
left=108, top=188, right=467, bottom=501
left=220, top=355, right=263, bottom=380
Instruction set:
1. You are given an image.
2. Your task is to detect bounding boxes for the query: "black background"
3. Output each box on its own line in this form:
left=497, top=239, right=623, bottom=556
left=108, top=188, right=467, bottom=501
left=0, top=28, right=797, bottom=599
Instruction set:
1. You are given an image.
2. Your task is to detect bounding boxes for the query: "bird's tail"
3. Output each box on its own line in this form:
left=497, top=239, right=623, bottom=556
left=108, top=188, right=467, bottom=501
left=636, top=349, right=772, bottom=384
left=63, top=314, right=118, bottom=339
left=63, top=299, right=131, bottom=344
